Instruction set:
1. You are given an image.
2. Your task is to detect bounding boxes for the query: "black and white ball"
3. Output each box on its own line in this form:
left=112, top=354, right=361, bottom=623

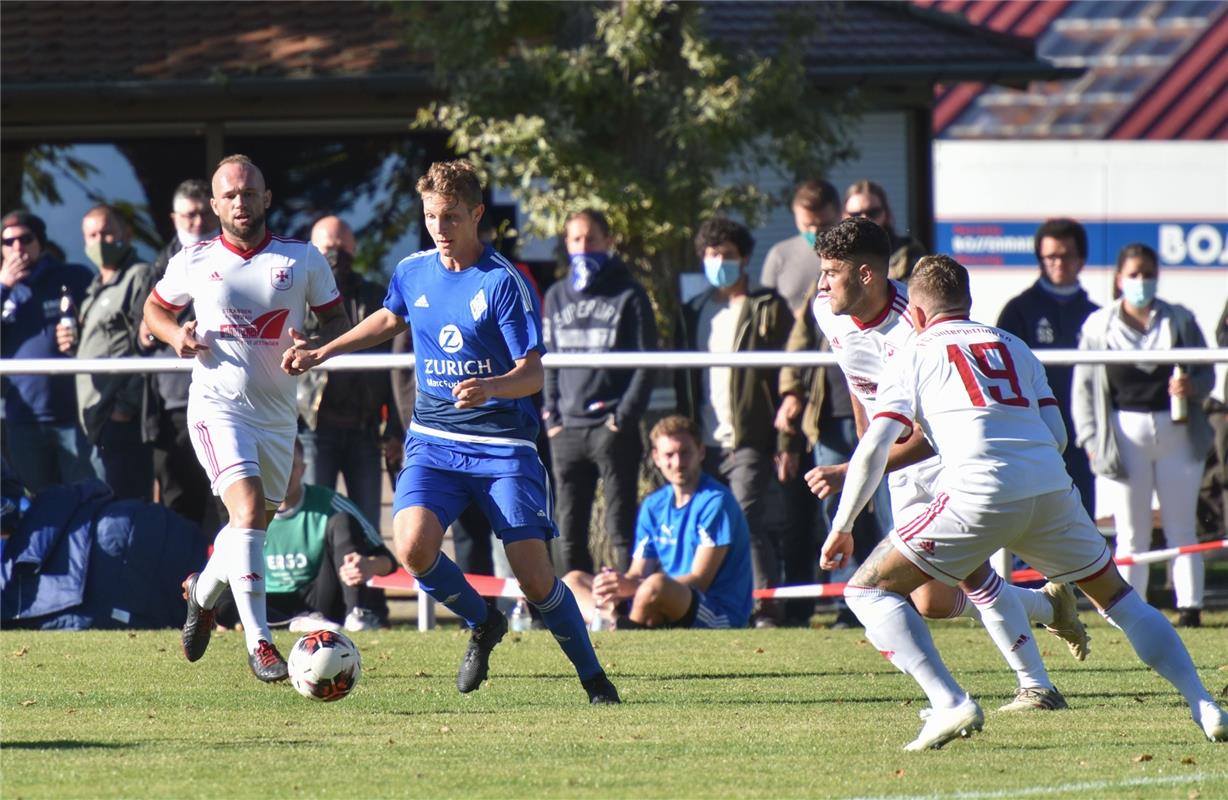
left=287, top=630, right=361, bottom=702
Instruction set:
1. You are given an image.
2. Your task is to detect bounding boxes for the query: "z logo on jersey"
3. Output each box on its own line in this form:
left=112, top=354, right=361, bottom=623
left=270, top=267, right=292, bottom=290
left=438, top=324, right=464, bottom=354
left=218, top=308, right=290, bottom=343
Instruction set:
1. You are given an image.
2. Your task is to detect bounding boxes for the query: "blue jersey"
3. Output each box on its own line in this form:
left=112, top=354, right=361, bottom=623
left=384, top=245, right=544, bottom=474
left=633, top=474, right=753, bottom=627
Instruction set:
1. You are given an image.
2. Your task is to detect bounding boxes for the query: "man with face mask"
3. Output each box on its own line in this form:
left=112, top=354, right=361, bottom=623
left=142, top=180, right=220, bottom=529
left=57, top=205, right=157, bottom=500
left=675, top=217, right=794, bottom=627
left=542, top=209, right=657, bottom=575
left=296, top=215, right=403, bottom=544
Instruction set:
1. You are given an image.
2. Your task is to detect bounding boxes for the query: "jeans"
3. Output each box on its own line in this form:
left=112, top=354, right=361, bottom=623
left=300, top=426, right=383, bottom=532
left=550, top=423, right=642, bottom=574
left=2, top=419, right=93, bottom=494
left=90, top=417, right=153, bottom=501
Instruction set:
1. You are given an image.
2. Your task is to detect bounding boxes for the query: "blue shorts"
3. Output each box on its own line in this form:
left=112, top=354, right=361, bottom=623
left=394, top=461, right=556, bottom=543
left=663, top=588, right=743, bottom=629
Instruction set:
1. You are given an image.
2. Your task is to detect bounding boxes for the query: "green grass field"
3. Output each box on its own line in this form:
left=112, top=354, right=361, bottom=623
left=3, top=613, right=1226, bottom=800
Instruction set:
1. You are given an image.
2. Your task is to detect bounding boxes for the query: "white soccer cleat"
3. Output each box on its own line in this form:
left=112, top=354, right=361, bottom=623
left=1196, top=701, right=1228, bottom=743
left=904, top=697, right=984, bottom=751
left=1040, top=582, right=1090, bottom=661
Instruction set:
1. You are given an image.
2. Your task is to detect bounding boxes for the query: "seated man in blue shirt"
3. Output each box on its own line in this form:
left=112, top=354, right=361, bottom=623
left=564, top=414, right=753, bottom=629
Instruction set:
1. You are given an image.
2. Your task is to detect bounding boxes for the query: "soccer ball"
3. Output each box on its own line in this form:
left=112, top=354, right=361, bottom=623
left=287, top=630, right=361, bottom=702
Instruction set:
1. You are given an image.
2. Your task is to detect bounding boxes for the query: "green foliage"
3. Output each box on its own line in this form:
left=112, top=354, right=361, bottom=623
left=3, top=617, right=1227, bottom=798
left=399, top=0, right=858, bottom=323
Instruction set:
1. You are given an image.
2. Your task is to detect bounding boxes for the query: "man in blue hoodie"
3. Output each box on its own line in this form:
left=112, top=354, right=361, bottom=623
left=543, top=209, right=657, bottom=574
left=996, top=218, right=1099, bottom=516
left=0, top=210, right=94, bottom=492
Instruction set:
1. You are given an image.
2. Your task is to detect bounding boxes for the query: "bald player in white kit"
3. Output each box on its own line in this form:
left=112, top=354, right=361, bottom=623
left=804, top=218, right=1087, bottom=714
left=819, top=254, right=1227, bottom=750
left=144, top=154, right=350, bottom=682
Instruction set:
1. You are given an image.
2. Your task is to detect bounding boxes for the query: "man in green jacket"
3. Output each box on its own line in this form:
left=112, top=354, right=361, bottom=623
left=675, top=217, right=794, bottom=627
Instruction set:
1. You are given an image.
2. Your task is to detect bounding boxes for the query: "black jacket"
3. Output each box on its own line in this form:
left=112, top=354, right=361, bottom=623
left=542, top=258, right=657, bottom=429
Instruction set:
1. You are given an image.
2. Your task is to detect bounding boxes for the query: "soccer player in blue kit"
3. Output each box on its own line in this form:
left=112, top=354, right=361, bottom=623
left=282, top=160, right=620, bottom=704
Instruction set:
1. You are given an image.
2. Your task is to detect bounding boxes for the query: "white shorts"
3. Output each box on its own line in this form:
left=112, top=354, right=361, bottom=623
left=888, top=455, right=943, bottom=521
left=186, top=410, right=294, bottom=510
left=889, top=485, right=1112, bottom=587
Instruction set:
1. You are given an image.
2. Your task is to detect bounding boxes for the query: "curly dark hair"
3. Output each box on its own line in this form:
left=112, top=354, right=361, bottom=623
left=815, top=217, right=890, bottom=271
left=693, top=217, right=754, bottom=259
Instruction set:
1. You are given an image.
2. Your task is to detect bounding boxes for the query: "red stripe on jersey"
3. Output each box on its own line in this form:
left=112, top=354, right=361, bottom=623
left=851, top=284, right=901, bottom=330
left=311, top=294, right=343, bottom=313
left=151, top=286, right=187, bottom=311
left=897, top=492, right=949, bottom=542
left=219, top=230, right=273, bottom=259
left=874, top=411, right=914, bottom=443
left=1039, top=397, right=1058, bottom=407
left=193, top=422, right=220, bottom=478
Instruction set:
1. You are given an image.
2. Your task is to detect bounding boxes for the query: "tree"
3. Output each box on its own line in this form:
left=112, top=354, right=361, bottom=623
left=400, top=0, right=859, bottom=326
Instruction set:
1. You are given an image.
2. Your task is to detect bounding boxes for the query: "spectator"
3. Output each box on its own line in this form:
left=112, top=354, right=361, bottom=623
left=1072, top=243, right=1214, bottom=627
left=761, top=179, right=842, bottom=313
left=564, top=414, right=752, bottom=628
left=676, top=217, right=794, bottom=627
left=144, top=180, right=219, bottom=530
left=543, top=209, right=657, bottom=574
left=58, top=204, right=157, bottom=501
left=1, top=210, right=94, bottom=492
left=843, top=180, right=925, bottom=283
left=997, top=218, right=1098, bottom=516
left=298, top=215, right=404, bottom=533
left=213, top=439, right=396, bottom=633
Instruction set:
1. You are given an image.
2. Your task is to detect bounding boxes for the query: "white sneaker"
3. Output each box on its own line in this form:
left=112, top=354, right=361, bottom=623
left=905, top=697, right=984, bottom=751
left=1196, top=701, right=1228, bottom=743
left=344, top=608, right=381, bottom=632
left=288, top=612, right=341, bottom=633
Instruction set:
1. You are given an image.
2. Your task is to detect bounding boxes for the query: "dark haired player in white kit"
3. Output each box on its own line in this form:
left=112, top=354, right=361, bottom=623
left=820, top=254, right=1227, bottom=750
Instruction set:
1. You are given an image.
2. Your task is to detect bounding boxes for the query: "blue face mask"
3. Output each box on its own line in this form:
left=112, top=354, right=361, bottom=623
left=569, top=252, right=611, bottom=292
left=703, top=256, right=741, bottom=288
left=801, top=230, right=817, bottom=248
left=1120, top=277, right=1157, bottom=307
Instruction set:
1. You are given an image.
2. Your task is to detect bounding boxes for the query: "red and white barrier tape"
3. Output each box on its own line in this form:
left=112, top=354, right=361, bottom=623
left=369, top=538, right=1228, bottom=601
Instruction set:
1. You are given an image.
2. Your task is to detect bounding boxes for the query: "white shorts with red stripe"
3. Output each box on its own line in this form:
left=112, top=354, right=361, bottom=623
left=887, top=455, right=943, bottom=522
left=889, top=485, right=1112, bottom=587
left=187, top=405, right=294, bottom=510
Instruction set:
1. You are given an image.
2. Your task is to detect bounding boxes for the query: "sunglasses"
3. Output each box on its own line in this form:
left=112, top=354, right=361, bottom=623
left=847, top=207, right=885, bottom=220
left=1, top=234, right=35, bottom=247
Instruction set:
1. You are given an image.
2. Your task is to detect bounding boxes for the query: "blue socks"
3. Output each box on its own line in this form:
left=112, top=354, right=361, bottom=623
left=533, top=579, right=603, bottom=681
left=413, top=553, right=489, bottom=629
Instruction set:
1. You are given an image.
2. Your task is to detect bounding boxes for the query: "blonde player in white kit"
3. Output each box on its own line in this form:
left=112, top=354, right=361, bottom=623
left=819, top=255, right=1227, bottom=750
left=804, top=219, right=1086, bottom=714
left=143, top=155, right=348, bottom=682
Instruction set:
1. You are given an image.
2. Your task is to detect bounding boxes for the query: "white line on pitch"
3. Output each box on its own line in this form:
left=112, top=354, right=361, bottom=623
left=846, top=771, right=1224, bottom=800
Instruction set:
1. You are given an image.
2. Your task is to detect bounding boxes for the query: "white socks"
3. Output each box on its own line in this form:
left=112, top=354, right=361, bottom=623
left=946, top=585, right=1050, bottom=625
left=846, top=586, right=966, bottom=710
left=966, top=571, right=1051, bottom=691
left=1101, top=588, right=1214, bottom=712
left=194, top=526, right=271, bottom=653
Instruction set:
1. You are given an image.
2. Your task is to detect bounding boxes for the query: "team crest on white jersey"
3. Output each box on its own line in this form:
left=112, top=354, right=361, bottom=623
left=270, top=267, right=292, bottom=290
left=438, top=324, right=464, bottom=353
left=469, top=289, right=487, bottom=321
left=414, top=294, right=430, bottom=308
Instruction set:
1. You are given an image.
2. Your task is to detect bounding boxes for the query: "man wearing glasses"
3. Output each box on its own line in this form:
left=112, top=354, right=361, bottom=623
left=843, top=180, right=926, bottom=283
left=0, top=210, right=95, bottom=491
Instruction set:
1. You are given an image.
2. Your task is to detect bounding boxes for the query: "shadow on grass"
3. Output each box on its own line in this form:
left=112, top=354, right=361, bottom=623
left=2, top=740, right=132, bottom=750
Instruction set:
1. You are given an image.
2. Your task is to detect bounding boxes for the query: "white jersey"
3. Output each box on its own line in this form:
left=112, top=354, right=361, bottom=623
left=812, top=279, right=915, bottom=411
left=152, top=232, right=341, bottom=428
left=874, top=318, right=1071, bottom=504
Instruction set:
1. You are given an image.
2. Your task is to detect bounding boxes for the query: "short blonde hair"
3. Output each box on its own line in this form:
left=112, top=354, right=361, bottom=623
left=909, top=255, right=971, bottom=316
left=649, top=414, right=701, bottom=449
left=416, top=160, right=483, bottom=210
